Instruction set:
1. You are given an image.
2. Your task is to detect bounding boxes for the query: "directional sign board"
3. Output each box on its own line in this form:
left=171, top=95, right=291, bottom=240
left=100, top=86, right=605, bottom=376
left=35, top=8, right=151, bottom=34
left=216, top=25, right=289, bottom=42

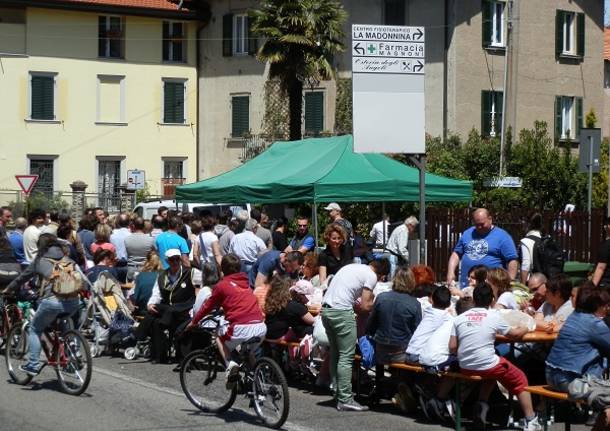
left=578, top=128, right=601, bottom=173
left=127, top=169, right=146, bottom=191
left=352, top=24, right=425, bottom=154
left=15, top=175, right=38, bottom=195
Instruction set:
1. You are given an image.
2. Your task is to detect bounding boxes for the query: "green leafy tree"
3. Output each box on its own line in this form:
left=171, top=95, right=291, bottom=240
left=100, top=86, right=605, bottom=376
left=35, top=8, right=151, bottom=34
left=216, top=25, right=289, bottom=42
left=250, top=0, right=347, bottom=141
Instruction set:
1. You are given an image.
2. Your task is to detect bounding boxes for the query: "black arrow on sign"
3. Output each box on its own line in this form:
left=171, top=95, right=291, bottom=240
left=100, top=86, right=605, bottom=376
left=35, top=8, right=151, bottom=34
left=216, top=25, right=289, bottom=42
left=413, top=60, right=424, bottom=72
left=353, top=42, right=365, bottom=55
left=413, top=28, right=424, bottom=40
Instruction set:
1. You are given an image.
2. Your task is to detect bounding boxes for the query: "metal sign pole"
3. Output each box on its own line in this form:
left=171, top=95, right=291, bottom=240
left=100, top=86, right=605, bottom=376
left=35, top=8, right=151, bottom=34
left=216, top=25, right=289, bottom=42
left=588, top=135, right=593, bottom=246
left=409, top=154, right=427, bottom=265
left=419, top=155, right=426, bottom=265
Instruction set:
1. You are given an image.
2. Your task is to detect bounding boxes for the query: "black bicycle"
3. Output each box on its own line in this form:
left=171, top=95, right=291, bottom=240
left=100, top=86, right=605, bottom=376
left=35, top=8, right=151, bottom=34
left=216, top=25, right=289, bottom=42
left=179, top=316, right=289, bottom=429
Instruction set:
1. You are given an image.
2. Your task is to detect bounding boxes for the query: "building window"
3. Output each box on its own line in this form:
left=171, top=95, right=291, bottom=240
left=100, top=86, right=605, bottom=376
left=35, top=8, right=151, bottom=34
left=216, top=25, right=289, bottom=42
left=555, top=96, right=583, bottom=140
left=0, top=7, right=26, bottom=54
left=482, top=1, right=505, bottom=48
left=222, top=13, right=256, bottom=57
left=98, top=158, right=122, bottom=210
left=163, top=21, right=186, bottom=62
left=384, top=0, right=406, bottom=26
left=481, top=90, right=503, bottom=137
left=556, top=10, right=584, bottom=58
left=231, top=95, right=250, bottom=138
left=29, top=157, right=54, bottom=195
left=304, top=91, right=324, bottom=136
left=161, top=158, right=186, bottom=198
left=162, top=79, right=186, bottom=124
left=97, top=75, right=125, bottom=123
left=29, top=72, right=56, bottom=121
left=98, top=16, right=124, bottom=59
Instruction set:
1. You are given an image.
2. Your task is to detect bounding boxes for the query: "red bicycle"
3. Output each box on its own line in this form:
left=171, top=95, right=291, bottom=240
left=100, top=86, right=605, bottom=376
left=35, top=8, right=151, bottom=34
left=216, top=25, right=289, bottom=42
left=5, top=310, right=92, bottom=395
left=0, top=293, right=24, bottom=348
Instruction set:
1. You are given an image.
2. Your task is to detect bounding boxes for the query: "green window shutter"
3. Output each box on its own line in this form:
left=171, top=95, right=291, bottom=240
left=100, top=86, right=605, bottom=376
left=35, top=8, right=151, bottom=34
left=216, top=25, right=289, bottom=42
left=556, top=10, right=564, bottom=57
left=482, top=0, right=492, bottom=48
left=576, top=97, right=583, bottom=139
left=495, top=91, right=503, bottom=136
left=481, top=91, right=491, bottom=137
left=554, top=96, right=562, bottom=140
left=31, top=76, right=54, bottom=120
left=98, top=16, right=106, bottom=56
left=232, top=96, right=249, bottom=137
left=222, top=14, right=233, bottom=57
left=162, top=21, right=170, bottom=61
left=576, top=13, right=585, bottom=58
left=247, top=16, right=258, bottom=56
left=305, top=92, right=324, bottom=136
left=164, top=82, right=184, bottom=123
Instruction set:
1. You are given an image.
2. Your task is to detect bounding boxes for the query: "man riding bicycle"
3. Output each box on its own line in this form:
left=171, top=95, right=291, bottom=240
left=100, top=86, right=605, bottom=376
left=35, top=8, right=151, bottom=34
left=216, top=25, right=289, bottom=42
left=3, top=233, right=82, bottom=376
left=185, top=253, right=266, bottom=387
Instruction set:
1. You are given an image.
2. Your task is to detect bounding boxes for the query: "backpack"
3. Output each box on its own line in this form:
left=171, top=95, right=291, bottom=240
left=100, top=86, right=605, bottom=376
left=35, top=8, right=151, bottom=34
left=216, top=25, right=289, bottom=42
left=45, top=258, right=85, bottom=297
left=527, top=234, right=564, bottom=278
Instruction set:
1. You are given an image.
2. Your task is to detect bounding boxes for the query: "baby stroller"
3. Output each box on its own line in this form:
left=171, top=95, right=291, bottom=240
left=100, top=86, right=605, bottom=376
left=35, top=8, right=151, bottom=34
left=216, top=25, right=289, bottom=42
left=80, top=271, right=142, bottom=358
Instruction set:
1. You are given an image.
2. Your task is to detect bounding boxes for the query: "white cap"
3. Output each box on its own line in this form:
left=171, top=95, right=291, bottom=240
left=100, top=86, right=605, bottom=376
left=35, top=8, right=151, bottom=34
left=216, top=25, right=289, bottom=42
left=324, top=202, right=341, bottom=211
left=165, top=249, right=181, bottom=259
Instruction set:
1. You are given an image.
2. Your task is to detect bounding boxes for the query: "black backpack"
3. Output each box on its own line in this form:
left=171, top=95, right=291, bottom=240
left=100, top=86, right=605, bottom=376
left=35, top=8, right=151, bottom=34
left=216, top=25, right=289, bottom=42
left=526, top=234, right=565, bottom=278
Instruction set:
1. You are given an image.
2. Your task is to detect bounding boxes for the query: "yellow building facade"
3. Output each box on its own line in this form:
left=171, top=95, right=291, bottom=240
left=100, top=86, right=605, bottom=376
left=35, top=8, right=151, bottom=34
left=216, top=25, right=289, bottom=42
left=0, top=2, right=199, bottom=207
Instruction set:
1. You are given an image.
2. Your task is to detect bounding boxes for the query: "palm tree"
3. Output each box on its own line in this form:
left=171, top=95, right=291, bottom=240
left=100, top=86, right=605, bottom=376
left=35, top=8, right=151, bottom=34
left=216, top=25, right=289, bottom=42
left=250, top=0, right=347, bottom=141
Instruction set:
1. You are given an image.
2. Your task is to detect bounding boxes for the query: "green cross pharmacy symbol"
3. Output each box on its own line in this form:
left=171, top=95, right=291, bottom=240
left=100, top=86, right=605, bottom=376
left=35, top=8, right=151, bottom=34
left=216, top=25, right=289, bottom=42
left=367, top=44, right=376, bottom=54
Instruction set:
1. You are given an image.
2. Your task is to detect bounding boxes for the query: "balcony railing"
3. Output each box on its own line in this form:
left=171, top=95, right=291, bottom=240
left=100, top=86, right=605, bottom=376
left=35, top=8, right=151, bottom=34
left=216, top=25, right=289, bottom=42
left=240, top=134, right=271, bottom=162
left=161, top=177, right=185, bottom=198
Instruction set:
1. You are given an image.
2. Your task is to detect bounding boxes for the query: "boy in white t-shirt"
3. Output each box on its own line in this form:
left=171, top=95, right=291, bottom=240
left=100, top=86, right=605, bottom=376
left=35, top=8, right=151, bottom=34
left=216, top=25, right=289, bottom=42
left=449, top=282, right=542, bottom=431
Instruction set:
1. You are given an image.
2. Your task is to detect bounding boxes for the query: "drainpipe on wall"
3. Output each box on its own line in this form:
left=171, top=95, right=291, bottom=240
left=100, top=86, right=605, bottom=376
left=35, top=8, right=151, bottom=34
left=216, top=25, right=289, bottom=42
left=443, top=0, right=449, bottom=141
left=196, top=22, right=204, bottom=181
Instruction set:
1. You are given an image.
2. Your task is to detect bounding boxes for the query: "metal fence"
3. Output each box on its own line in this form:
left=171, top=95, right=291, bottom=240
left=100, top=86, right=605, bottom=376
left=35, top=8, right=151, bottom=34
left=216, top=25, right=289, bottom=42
left=426, top=208, right=605, bottom=280
left=0, top=189, right=134, bottom=216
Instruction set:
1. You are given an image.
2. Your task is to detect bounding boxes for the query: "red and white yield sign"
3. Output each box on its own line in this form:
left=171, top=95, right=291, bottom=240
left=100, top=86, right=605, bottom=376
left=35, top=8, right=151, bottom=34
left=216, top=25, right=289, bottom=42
left=15, top=175, right=39, bottom=195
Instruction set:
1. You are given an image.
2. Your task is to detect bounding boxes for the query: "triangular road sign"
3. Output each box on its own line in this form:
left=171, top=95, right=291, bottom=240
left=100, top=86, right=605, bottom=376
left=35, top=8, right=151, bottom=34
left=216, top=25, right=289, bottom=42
left=15, top=175, right=39, bottom=195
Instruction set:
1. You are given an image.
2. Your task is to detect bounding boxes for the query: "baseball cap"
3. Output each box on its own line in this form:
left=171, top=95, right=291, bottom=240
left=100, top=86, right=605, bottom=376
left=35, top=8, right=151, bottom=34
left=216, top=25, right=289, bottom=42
left=324, top=202, right=341, bottom=211
left=165, top=249, right=181, bottom=259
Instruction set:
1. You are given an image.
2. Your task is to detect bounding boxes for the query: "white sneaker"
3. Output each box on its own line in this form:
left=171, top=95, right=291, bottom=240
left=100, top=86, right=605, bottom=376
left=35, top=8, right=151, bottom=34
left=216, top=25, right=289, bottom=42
left=225, top=361, right=240, bottom=390
left=524, top=415, right=542, bottom=431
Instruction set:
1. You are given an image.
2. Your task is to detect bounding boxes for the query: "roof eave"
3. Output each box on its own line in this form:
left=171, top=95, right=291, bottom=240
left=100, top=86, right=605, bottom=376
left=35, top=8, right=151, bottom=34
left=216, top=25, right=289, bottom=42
left=0, top=0, right=200, bottom=20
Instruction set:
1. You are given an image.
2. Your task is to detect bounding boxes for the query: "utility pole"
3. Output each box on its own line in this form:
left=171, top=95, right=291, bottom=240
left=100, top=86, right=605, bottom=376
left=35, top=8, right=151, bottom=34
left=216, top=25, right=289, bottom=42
left=499, top=0, right=513, bottom=177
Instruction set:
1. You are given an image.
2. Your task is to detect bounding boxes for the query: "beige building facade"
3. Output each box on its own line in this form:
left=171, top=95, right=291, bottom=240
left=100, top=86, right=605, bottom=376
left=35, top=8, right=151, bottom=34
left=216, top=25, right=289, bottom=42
left=0, top=0, right=199, bottom=207
left=198, top=0, right=605, bottom=179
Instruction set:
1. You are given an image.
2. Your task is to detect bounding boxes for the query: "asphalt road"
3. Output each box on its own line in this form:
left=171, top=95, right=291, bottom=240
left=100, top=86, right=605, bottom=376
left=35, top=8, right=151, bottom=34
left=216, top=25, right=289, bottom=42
left=0, top=353, right=590, bottom=431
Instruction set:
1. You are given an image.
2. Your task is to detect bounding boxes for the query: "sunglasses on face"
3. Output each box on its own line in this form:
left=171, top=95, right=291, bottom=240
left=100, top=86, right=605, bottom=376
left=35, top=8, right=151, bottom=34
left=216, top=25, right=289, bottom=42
left=298, top=224, right=308, bottom=228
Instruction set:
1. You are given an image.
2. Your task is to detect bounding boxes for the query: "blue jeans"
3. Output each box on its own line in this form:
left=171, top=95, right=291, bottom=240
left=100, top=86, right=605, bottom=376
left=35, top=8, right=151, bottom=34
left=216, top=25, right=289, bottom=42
left=28, top=297, right=80, bottom=369
left=545, top=366, right=582, bottom=392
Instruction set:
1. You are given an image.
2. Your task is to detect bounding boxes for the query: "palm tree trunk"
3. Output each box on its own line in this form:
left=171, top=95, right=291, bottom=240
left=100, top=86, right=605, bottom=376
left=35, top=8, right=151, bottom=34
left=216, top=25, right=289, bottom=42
left=287, top=76, right=303, bottom=141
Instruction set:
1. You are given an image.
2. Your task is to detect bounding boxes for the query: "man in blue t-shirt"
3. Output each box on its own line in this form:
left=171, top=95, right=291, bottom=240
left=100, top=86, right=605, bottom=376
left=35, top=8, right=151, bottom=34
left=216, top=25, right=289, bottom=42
left=155, top=216, right=190, bottom=269
left=284, top=216, right=315, bottom=253
left=447, top=208, right=518, bottom=288
left=250, top=250, right=304, bottom=288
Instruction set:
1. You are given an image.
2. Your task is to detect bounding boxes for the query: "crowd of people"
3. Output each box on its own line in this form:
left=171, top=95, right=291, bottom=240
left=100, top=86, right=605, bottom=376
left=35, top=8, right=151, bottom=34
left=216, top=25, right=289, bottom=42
left=0, top=203, right=610, bottom=430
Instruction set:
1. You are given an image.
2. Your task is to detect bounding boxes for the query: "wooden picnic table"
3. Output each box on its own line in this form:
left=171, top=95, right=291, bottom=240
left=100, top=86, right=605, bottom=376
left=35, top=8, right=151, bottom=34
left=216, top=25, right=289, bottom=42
left=496, top=330, right=558, bottom=343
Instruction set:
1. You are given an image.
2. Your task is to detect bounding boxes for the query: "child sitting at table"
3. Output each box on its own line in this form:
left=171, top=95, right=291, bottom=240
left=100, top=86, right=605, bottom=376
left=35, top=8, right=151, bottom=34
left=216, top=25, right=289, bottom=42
left=449, top=282, right=542, bottom=431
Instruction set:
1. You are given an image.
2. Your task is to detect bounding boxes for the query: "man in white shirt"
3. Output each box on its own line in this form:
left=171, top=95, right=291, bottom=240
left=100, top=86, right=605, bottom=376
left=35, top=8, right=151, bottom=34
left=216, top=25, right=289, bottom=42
left=321, top=260, right=389, bottom=412
left=370, top=215, right=390, bottom=247
left=386, top=216, right=418, bottom=277
left=520, top=213, right=543, bottom=283
left=229, top=218, right=266, bottom=273
left=449, top=283, right=542, bottom=431
left=110, top=212, right=132, bottom=261
left=23, top=208, right=46, bottom=263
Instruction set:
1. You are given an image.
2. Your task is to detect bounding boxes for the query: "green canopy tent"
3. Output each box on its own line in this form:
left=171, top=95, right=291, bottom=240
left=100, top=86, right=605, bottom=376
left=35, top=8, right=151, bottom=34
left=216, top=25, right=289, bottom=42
left=176, top=135, right=472, bottom=204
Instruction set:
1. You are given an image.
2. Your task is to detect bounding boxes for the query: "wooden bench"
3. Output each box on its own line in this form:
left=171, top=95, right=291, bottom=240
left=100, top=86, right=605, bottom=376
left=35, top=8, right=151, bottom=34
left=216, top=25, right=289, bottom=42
left=525, top=385, right=581, bottom=431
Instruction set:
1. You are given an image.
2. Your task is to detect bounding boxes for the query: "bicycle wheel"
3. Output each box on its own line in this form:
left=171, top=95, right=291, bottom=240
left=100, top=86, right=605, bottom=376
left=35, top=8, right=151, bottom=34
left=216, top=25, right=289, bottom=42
left=55, top=330, right=92, bottom=396
left=252, top=357, right=290, bottom=429
left=180, top=347, right=237, bottom=413
left=5, top=324, right=33, bottom=385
